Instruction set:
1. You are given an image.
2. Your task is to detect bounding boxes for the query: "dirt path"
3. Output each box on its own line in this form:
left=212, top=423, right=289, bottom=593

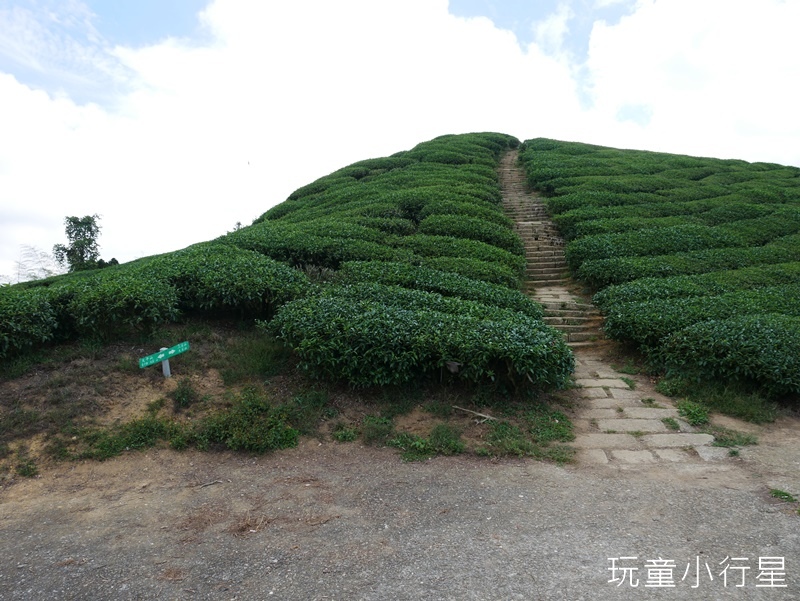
left=0, top=153, right=799, bottom=599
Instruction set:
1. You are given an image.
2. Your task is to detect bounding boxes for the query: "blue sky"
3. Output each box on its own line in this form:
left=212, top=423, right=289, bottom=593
left=1, top=0, right=799, bottom=282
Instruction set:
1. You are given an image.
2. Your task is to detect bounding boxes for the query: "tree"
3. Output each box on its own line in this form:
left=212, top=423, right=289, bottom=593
left=53, top=214, right=102, bottom=272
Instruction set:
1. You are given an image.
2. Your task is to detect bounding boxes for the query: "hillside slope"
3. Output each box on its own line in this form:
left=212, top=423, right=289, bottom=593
left=519, top=138, right=800, bottom=398
left=2, top=133, right=572, bottom=392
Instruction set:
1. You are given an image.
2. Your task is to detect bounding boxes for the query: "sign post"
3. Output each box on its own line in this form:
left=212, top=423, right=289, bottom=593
left=139, top=341, right=190, bottom=378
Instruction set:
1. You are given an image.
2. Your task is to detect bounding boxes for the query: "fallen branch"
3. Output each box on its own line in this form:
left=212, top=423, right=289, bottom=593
left=452, top=405, right=497, bottom=422
left=197, top=480, right=223, bottom=489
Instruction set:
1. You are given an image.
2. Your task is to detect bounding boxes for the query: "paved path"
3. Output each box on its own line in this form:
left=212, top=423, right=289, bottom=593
left=499, top=150, right=729, bottom=466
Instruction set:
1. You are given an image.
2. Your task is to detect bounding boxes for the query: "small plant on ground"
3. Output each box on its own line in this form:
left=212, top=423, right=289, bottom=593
left=170, top=378, right=200, bottom=411
left=705, top=425, right=757, bottom=448
left=361, top=415, right=394, bottom=445
left=677, top=400, right=709, bottom=426
left=770, top=489, right=797, bottom=503
left=662, top=417, right=680, bottom=431
left=614, top=360, right=640, bottom=375
left=388, top=424, right=465, bottom=462
left=640, top=397, right=663, bottom=408
left=655, top=376, right=690, bottom=397
left=620, top=377, right=636, bottom=390
left=332, top=422, right=358, bottom=442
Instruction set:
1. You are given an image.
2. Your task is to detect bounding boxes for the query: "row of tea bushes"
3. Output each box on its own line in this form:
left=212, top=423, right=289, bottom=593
left=268, top=283, right=573, bottom=390
left=520, top=137, right=800, bottom=394
left=0, top=244, right=308, bottom=358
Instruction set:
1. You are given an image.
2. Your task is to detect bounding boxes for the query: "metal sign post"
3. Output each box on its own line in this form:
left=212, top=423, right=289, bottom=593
left=139, top=341, right=190, bottom=377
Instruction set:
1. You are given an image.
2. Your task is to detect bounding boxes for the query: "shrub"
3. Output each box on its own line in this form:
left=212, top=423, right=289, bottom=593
left=603, top=284, right=800, bottom=347
left=268, top=286, right=573, bottom=390
left=661, top=314, right=800, bottom=395
left=418, top=214, right=524, bottom=255
left=0, top=287, right=59, bottom=359
left=146, top=243, right=308, bottom=317
left=336, top=261, right=543, bottom=318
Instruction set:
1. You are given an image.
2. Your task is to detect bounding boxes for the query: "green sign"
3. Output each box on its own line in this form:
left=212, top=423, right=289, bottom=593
left=139, top=341, right=190, bottom=369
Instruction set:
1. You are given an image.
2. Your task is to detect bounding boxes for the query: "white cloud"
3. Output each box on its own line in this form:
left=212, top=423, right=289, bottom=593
left=532, top=2, right=574, bottom=56
left=583, top=0, right=800, bottom=160
left=1, top=0, right=799, bottom=279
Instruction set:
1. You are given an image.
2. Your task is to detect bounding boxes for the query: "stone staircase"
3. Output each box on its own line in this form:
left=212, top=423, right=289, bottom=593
left=499, top=152, right=602, bottom=346
left=498, top=149, right=729, bottom=466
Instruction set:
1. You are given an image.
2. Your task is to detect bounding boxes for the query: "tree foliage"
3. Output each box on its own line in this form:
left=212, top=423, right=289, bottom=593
left=53, top=214, right=102, bottom=272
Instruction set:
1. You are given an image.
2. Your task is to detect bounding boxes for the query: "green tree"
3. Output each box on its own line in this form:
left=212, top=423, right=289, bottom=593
left=53, top=214, right=102, bottom=272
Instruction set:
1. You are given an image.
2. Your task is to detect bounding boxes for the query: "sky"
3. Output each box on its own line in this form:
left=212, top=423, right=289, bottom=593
left=1, top=0, right=799, bottom=282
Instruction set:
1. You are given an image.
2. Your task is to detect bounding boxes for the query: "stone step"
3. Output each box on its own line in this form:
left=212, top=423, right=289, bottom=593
left=525, top=260, right=567, bottom=268
left=543, top=316, right=593, bottom=326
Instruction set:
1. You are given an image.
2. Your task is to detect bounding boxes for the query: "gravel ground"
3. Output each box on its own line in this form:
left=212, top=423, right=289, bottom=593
left=0, top=438, right=797, bottom=600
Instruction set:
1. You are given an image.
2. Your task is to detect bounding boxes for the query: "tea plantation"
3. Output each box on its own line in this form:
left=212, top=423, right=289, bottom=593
left=519, top=138, right=800, bottom=397
left=5, top=132, right=800, bottom=400
left=1, top=133, right=572, bottom=393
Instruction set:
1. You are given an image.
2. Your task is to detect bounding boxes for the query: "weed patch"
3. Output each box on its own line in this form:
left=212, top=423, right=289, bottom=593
left=389, top=424, right=465, bottom=461
left=677, top=400, right=710, bottom=426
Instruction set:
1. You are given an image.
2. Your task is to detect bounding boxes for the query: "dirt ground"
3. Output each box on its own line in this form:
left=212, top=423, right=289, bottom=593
left=1, top=409, right=799, bottom=600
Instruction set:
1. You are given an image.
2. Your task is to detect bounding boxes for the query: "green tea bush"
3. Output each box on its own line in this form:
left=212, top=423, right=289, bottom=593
left=0, top=287, right=59, bottom=359
left=577, top=234, right=800, bottom=288
left=394, top=234, right=525, bottom=274
left=565, top=225, right=746, bottom=271
left=336, top=261, right=543, bottom=318
left=421, top=256, right=519, bottom=289
left=661, top=314, right=800, bottom=395
left=60, top=272, right=180, bottom=339
left=268, top=286, right=572, bottom=390
left=593, top=262, right=800, bottom=308
left=603, top=284, right=800, bottom=346
left=418, top=199, right=513, bottom=228
left=418, top=214, right=524, bottom=255
left=146, top=243, right=308, bottom=317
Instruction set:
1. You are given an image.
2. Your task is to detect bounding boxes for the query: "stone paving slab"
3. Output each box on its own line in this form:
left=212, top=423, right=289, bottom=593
left=577, top=387, right=611, bottom=399
left=589, top=398, right=643, bottom=409
left=654, top=449, right=691, bottom=462
left=570, top=433, right=642, bottom=449
left=597, top=419, right=667, bottom=433
left=695, top=446, right=733, bottom=461
left=578, top=449, right=609, bottom=464
left=609, top=450, right=657, bottom=464
left=641, top=433, right=715, bottom=447
left=582, top=409, right=623, bottom=419
left=575, top=378, right=631, bottom=388
left=621, top=407, right=679, bottom=419
left=609, top=388, right=641, bottom=400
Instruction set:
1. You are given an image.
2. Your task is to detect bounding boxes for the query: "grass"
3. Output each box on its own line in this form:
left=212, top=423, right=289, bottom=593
left=656, top=377, right=779, bottom=424
left=620, top=377, right=636, bottom=390
left=770, top=489, right=797, bottom=503
left=677, top=400, right=710, bottom=426
left=705, top=424, right=757, bottom=448
left=389, top=424, right=465, bottom=462
left=640, top=397, right=663, bottom=408
left=662, top=417, right=680, bottom=431
left=212, top=331, right=293, bottom=385
left=475, top=405, right=575, bottom=463
left=613, top=360, right=640, bottom=375
left=331, top=422, right=358, bottom=442
left=170, top=377, right=201, bottom=410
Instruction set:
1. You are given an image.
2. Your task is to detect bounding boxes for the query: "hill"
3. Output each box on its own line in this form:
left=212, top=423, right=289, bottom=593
left=2, top=132, right=799, bottom=477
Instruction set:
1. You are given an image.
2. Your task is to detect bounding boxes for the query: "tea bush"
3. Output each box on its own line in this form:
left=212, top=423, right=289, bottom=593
left=336, top=261, right=543, bottom=318
left=268, top=285, right=572, bottom=390
left=661, top=314, right=800, bottom=395
left=0, top=287, right=59, bottom=358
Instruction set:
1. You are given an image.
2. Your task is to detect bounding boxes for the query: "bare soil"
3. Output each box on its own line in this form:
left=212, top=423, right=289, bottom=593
left=1, top=338, right=799, bottom=599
